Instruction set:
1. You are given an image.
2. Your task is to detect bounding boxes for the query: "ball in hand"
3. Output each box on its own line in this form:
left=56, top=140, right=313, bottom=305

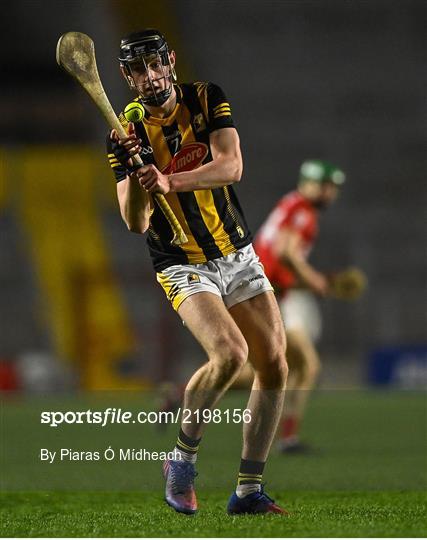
left=124, top=102, right=145, bottom=123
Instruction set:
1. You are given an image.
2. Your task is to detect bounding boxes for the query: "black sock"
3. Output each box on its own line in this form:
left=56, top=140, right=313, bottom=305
left=237, top=458, right=265, bottom=486
left=176, top=428, right=201, bottom=455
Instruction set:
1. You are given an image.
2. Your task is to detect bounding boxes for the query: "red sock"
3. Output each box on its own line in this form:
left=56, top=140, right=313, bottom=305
left=282, top=416, right=299, bottom=440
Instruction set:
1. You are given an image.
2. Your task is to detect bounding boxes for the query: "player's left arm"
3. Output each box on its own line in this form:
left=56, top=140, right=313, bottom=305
left=273, top=227, right=329, bottom=296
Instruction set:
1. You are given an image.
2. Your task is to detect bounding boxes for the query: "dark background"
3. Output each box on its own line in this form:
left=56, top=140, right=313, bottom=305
left=1, top=0, right=426, bottom=389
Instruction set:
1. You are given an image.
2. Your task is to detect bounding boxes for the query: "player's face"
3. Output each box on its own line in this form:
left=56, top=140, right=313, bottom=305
left=129, top=51, right=176, bottom=102
left=317, top=182, right=339, bottom=208
left=303, top=180, right=339, bottom=209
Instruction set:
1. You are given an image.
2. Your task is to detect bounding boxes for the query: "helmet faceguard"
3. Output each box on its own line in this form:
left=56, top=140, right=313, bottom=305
left=119, top=29, right=177, bottom=106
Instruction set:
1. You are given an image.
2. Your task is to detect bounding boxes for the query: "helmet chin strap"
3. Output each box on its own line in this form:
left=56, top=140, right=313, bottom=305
left=138, top=79, right=172, bottom=106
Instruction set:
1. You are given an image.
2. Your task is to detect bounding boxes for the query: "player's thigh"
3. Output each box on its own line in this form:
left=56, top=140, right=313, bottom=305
left=286, top=328, right=321, bottom=374
left=178, top=291, right=248, bottom=361
left=228, top=290, right=287, bottom=373
left=280, top=290, right=322, bottom=343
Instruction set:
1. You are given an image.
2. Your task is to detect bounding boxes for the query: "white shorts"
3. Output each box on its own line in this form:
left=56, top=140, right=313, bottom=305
left=157, top=244, right=273, bottom=311
left=279, top=289, right=322, bottom=343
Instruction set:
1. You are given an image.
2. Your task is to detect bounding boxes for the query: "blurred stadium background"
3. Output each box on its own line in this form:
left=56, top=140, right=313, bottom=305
left=0, top=0, right=426, bottom=392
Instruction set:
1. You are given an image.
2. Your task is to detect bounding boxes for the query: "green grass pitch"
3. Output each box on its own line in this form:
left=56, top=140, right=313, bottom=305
left=1, top=390, right=426, bottom=537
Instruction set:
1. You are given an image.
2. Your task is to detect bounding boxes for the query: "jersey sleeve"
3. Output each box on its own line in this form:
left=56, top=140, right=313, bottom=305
left=206, top=82, right=235, bottom=133
left=106, top=131, right=127, bottom=183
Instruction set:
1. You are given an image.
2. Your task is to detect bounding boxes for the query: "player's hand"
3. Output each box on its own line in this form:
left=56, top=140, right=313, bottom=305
left=135, top=164, right=171, bottom=195
left=110, top=123, right=142, bottom=169
left=311, top=274, right=330, bottom=297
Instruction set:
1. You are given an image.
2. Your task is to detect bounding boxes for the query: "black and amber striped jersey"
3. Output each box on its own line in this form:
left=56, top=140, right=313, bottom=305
left=106, top=82, right=252, bottom=271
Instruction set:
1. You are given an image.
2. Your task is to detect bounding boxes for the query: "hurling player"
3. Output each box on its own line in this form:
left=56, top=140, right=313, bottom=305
left=107, top=29, right=288, bottom=515
left=254, top=160, right=345, bottom=452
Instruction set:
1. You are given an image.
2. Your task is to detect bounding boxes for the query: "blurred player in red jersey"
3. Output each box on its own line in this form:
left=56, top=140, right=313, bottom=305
left=253, top=160, right=345, bottom=452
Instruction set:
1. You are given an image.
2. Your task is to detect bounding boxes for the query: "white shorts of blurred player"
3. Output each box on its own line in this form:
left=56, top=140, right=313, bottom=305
left=279, top=290, right=322, bottom=344
left=157, top=244, right=274, bottom=312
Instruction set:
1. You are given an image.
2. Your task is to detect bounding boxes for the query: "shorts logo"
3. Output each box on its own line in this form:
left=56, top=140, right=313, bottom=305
left=187, top=273, right=201, bottom=284
left=249, top=274, right=264, bottom=283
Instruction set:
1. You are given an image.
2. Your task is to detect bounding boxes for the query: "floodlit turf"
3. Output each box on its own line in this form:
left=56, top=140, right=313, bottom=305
left=1, top=491, right=426, bottom=537
left=1, top=390, right=426, bottom=536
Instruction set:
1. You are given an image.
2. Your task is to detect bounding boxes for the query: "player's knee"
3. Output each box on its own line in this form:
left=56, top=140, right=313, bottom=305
left=210, top=337, right=248, bottom=380
left=255, top=331, right=288, bottom=389
left=256, top=352, right=288, bottom=389
left=273, top=353, right=288, bottom=388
